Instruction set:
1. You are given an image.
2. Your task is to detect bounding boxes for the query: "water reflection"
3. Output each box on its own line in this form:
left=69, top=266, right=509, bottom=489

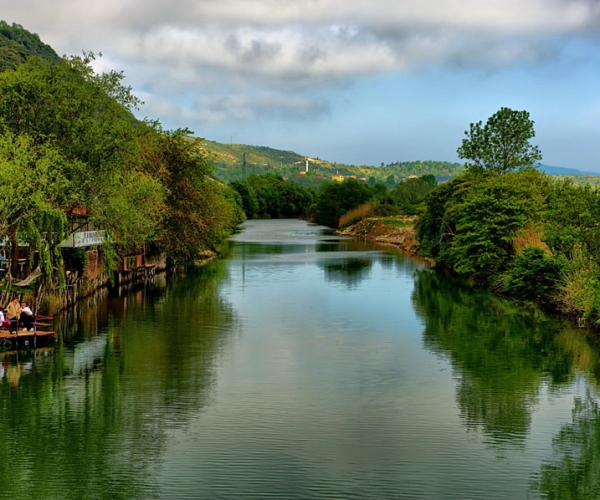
left=0, top=262, right=237, bottom=500
left=319, top=258, right=373, bottom=288
left=412, top=269, right=600, bottom=449
left=530, top=393, right=600, bottom=499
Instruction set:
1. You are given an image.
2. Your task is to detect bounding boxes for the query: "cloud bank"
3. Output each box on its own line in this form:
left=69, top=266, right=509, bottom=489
left=3, top=0, right=600, bottom=167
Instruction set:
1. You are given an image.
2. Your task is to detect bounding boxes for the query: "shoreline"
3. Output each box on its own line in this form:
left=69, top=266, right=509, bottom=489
left=334, top=216, right=434, bottom=265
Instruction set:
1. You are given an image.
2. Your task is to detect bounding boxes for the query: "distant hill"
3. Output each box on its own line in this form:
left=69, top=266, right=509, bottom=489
left=0, top=21, right=61, bottom=72
left=537, top=164, right=599, bottom=177
left=196, top=138, right=464, bottom=186
left=198, top=138, right=600, bottom=186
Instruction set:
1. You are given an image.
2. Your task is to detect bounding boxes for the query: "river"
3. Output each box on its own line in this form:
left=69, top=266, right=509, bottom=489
left=1, top=219, right=600, bottom=499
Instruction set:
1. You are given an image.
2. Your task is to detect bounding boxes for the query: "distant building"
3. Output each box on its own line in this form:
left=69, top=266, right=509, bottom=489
left=331, top=173, right=345, bottom=182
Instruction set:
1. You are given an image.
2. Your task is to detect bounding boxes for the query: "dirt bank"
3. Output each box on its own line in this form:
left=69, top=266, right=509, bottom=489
left=334, top=216, right=423, bottom=257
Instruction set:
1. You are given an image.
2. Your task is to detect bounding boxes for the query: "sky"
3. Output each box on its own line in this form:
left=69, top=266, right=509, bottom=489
left=3, top=0, right=600, bottom=171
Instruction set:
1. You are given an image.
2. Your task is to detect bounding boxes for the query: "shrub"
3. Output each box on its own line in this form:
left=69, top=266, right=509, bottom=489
left=499, top=246, right=561, bottom=301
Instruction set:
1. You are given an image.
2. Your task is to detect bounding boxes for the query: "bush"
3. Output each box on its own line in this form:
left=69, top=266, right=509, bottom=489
left=499, top=246, right=561, bottom=301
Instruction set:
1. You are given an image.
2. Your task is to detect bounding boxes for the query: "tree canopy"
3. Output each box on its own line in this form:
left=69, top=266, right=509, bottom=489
left=457, top=107, right=542, bottom=174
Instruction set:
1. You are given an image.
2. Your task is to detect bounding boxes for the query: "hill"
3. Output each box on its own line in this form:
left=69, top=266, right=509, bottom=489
left=196, top=138, right=465, bottom=186
left=537, top=164, right=599, bottom=176
left=0, top=21, right=61, bottom=72
left=197, top=138, right=600, bottom=187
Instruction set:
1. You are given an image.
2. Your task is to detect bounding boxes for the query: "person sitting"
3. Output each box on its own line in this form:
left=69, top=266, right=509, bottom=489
left=6, top=297, right=20, bottom=334
left=19, top=302, right=35, bottom=331
left=0, top=308, right=10, bottom=331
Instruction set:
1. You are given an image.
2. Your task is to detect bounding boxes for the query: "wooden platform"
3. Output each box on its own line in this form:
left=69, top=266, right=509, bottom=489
left=0, top=328, right=56, bottom=349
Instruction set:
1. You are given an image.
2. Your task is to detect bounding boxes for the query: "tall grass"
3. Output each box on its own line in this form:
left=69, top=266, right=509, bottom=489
left=338, top=203, right=373, bottom=228
left=513, top=224, right=549, bottom=254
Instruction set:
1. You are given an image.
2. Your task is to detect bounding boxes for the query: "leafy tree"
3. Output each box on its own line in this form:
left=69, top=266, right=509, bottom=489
left=415, top=175, right=470, bottom=259
left=243, top=173, right=313, bottom=218
left=392, top=177, right=435, bottom=214
left=314, top=178, right=374, bottom=228
left=0, top=133, right=70, bottom=277
left=457, top=107, right=542, bottom=174
left=443, top=170, right=550, bottom=279
left=0, top=53, right=168, bottom=272
left=140, top=127, right=243, bottom=263
left=229, top=180, right=259, bottom=218
left=543, top=180, right=600, bottom=323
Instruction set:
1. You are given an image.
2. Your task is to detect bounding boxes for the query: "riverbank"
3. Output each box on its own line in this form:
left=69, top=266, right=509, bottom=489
left=335, top=216, right=426, bottom=259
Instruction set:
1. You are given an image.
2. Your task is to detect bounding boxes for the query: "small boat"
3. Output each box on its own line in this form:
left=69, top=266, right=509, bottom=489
left=0, top=315, right=56, bottom=350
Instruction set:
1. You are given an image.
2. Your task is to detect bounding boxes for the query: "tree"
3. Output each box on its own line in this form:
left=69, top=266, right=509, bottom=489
left=314, top=178, right=374, bottom=228
left=457, top=107, right=542, bottom=175
left=0, top=133, right=70, bottom=278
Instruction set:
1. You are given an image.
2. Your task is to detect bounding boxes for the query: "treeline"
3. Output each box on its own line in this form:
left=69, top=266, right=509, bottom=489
left=0, top=22, right=61, bottom=72
left=0, top=50, right=243, bottom=283
left=416, top=107, right=600, bottom=327
left=229, top=173, right=437, bottom=226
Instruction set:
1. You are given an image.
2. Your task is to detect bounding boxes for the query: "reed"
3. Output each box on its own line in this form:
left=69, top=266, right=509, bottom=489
left=338, top=203, right=373, bottom=228
left=513, top=224, right=549, bottom=254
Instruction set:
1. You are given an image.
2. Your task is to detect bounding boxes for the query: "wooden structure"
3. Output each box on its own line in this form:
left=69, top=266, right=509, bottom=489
left=0, top=316, right=55, bottom=350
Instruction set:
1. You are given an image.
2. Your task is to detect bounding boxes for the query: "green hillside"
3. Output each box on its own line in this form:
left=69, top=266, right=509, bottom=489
left=0, top=21, right=61, bottom=72
left=196, top=138, right=465, bottom=186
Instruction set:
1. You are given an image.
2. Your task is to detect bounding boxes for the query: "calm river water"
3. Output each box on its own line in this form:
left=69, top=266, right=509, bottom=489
left=2, top=219, right=600, bottom=499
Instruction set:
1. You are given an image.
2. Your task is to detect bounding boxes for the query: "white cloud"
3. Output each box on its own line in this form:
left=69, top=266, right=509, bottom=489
left=3, top=0, right=600, bottom=168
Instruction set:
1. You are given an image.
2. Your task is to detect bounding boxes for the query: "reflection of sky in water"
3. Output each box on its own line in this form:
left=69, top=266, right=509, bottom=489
left=158, top=220, right=590, bottom=499
left=2, top=219, right=597, bottom=499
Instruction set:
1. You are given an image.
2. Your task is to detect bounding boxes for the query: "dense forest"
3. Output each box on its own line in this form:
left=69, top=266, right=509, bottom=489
left=0, top=22, right=244, bottom=304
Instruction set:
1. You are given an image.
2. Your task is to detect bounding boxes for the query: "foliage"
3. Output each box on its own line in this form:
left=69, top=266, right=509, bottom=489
left=498, top=246, right=560, bottom=301
left=391, top=175, right=437, bottom=214
left=415, top=175, right=469, bottom=259
left=0, top=21, right=61, bottom=72
left=229, top=180, right=259, bottom=217
left=457, top=107, right=542, bottom=175
left=140, top=128, right=242, bottom=263
left=314, top=178, right=374, bottom=228
left=232, top=174, right=314, bottom=219
left=417, top=167, right=551, bottom=283
left=0, top=133, right=69, bottom=277
left=0, top=38, right=243, bottom=290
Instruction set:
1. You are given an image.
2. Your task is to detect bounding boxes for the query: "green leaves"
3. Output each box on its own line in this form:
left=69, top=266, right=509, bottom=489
left=457, top=107, right=542, bottom=175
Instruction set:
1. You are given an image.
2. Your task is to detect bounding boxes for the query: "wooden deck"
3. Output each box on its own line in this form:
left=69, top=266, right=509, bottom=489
left=0, top=325, right=56, bottom=349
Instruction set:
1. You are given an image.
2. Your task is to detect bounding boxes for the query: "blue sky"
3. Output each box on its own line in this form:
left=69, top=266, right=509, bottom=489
left=4, top=0, right=600, bottom=170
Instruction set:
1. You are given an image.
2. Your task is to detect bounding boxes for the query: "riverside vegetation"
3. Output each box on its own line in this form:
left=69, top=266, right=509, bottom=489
left=229, top=107, right=600, bottom=330
left=3, top=22, right=599, bottom=327
left=0, top=22, right=244, bottom=310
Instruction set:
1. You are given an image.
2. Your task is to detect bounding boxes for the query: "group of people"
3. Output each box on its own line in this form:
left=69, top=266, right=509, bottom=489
left=0, top=298, right=35, bottom=333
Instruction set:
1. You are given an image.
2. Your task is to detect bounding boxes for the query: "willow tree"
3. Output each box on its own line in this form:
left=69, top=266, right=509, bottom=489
left=0, top=133, right=70, bottom=278
left=0, top=53, right=165, bottom=275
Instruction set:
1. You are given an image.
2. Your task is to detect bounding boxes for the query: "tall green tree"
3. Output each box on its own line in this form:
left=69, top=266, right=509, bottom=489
left=0, top=133, right=70, bottom=277
left=140, top=127, right=243, bottom=263
left=457, top=107, right=542, bottom=174
left=0, top=53, right=166, bottom=273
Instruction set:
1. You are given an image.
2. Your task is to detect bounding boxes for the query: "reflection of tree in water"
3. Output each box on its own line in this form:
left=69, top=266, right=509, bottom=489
left=412, top=269, right=599, bottom=449
left=320, top=258, right=373, bottom=288
left=530, top=393, right=600, bottom=499
left=0, top=260, right=238, bottom=499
